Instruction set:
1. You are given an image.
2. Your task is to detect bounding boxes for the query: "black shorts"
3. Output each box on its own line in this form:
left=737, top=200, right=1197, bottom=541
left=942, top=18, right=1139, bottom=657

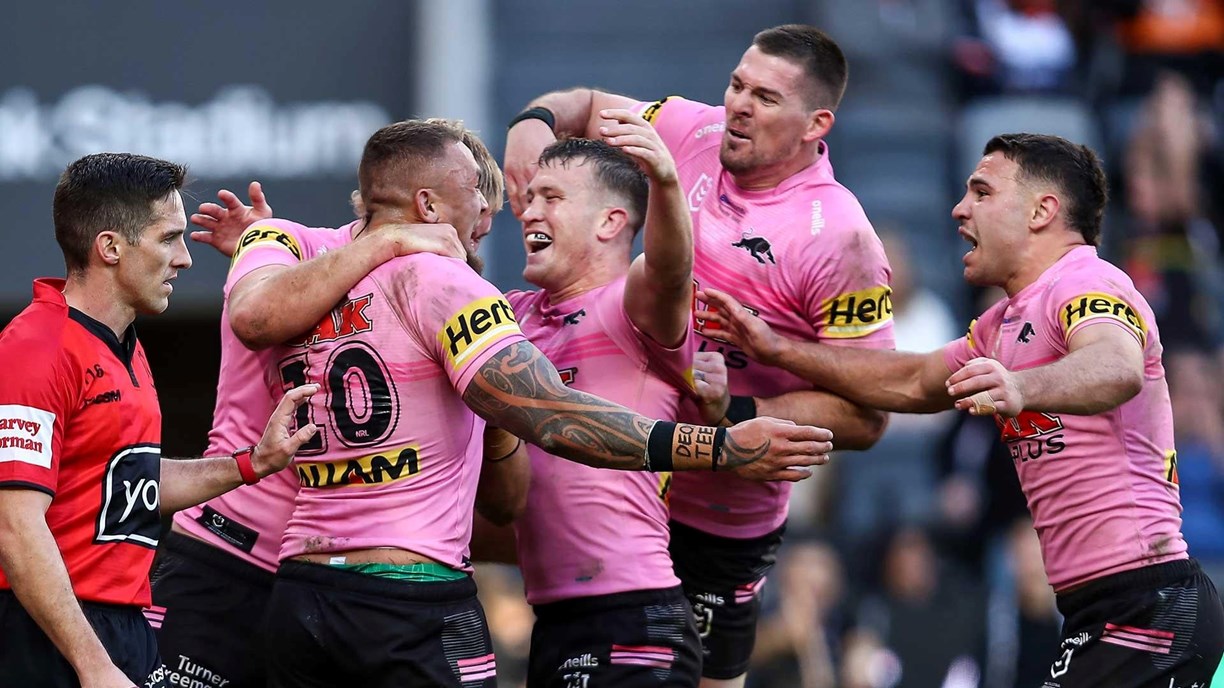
left=0, top=589, right=166, bottom=688
left=148, top=530, right=275, bottom=688
left=266, top=560, right=496, bottom=688
left=1047, top=558, right=1224, bottom=687
left=527, top=586, right=702, bottom=688
left=667, top=520, right=785, bottom=680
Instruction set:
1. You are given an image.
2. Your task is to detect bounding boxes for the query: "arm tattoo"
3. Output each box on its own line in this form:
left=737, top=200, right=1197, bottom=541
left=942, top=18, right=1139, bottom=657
left=462, top=341, right=657, bottom=470
left=717, top=433, right=769, bottom=471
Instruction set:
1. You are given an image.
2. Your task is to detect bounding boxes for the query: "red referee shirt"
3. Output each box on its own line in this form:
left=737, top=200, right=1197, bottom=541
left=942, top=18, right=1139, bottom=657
left=0, top=279, right=162, bottom=607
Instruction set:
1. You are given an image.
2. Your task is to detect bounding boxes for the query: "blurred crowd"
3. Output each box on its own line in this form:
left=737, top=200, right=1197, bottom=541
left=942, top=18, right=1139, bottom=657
left=474, top=1, right=1224, bottom=686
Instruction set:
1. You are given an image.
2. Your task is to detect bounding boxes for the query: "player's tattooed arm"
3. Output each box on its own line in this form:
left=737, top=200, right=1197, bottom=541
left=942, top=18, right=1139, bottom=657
left=461, top=341, right=832, bottom=481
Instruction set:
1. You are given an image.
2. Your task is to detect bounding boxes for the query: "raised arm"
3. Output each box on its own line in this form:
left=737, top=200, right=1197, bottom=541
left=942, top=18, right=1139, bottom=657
left=159, top=384, right=319, bottom=512
left=461, top=341, right=832, bottom=482
left=693, top=351, right=888, bottom=450
left=505, top=88, right=639, bottom=216
left=601, top=108, right=694, bottom=347
left=0, top=490, right=136, bottom=687
left=946, top=323, right=1143, bottom=417
left=228, top=224, right=464, bottom=349
left=698, top=288, right=954, bottom=414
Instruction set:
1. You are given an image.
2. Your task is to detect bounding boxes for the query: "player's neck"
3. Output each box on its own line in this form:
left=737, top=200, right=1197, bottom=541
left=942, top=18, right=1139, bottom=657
left=1004, top=240, right=1088, bottom=297
left=544, top=260, right=625, bottom=305
left=62, top=273, right=136, bottom=339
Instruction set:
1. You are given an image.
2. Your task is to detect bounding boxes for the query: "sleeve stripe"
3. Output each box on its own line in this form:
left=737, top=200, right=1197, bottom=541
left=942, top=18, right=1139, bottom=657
left=0, top=480, right=54, bottom=497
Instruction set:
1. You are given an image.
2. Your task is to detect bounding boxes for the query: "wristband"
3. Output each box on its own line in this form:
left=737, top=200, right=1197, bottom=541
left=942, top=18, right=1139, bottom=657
left=487, top=438, right=523, bottom=463
left=711, top=427, right=728, bottom=471
left=508, top=106, right=556, bottom=132
left=644, top=421, right=676, bottom=472
left=232, top=446, right=260, bottom=485
left=724, top=395, right=757, bottom=424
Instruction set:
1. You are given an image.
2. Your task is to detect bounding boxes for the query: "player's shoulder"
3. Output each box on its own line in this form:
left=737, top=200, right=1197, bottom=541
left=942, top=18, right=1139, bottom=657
left=1044, top=247, right=1142, bottom=301
left=232, top=217, right=317, bottom=263
left=504, top=287, right=543, bottom=313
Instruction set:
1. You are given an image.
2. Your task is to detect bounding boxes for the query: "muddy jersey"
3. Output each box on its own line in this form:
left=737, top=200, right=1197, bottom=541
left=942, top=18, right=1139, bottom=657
left=507, top=277, right=693, bottom=605
left=943, top=246, right=1186, bottom=591
left=637, top=96, right=895, bottom=538
left=174, top=219, right=354, bottom=572
left=278, top=252, right=526, bottom=570
left=0, top=279, right=161, bottom=606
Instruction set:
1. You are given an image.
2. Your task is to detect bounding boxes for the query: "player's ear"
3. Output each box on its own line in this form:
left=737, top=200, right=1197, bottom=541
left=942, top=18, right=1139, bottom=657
left=95, top=231, right=122, bottom=266
left=595, top=207, right=631, bottom=242
left=1030, top=193, right=1061, bottom=233
left=417, top=188, right=440, bottom=223
left=802, top=108, right=834, bottom=143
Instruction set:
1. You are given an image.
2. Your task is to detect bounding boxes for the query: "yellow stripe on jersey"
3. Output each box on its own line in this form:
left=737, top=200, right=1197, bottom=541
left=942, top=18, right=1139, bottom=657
left=230, top=224, right=304, bottom=267
left=966, top=318, right=979, bottom=352
left=818, top=285, right=894, bottom=339
left=297, top=444, right=421, bottom=488
left=640, top=96, right=676, bottom=125
left=438, top=296, right=522, bottom=369
left=1059, top=292, right=1147, bottom=347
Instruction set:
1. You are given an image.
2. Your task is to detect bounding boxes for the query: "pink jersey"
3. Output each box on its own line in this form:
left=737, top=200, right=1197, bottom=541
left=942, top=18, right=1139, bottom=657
left=175, top=219, right=354, bottom=572
left=943, top=246, right=1186, bottom=591
left=278, top=252, right=526, bottom=570
left=639, top=97, right=895, bottom=538
left=506, top=277, right=693, bottom=605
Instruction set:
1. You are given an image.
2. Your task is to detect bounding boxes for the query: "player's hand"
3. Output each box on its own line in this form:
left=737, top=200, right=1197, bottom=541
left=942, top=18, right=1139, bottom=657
left=505, top=118, right=557, bottom=217
left=693, top=351, right=731, bottom=425
left=946, top=357, right=1024, bottom=417
left=380, top=223, right=466, bottom=261
left=599, top=109, right=678, bottom=185
left=79, top=663, right=137, bottom=688
left=724, top=418, right=833, bottom=482
left=252, top=384, right=321, bottom=477
left=190, top=181, right=274, bottom=258
left=696, top=288, right=785, bottom=365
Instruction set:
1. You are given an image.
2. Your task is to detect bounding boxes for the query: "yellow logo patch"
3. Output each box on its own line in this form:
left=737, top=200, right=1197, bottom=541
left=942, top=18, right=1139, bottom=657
left=819, top=286, right=894, bottom=338
left=297, top=445, right=421, bottom=488
left=640, top=96, right=675, bottom=125
left=1059, top=292, right=1147, bottom=346
left=438, top=296, right=521, bottom=369
left=966, top=318, right=979, bottom=351
left=231, top=225, right=303, bottom=264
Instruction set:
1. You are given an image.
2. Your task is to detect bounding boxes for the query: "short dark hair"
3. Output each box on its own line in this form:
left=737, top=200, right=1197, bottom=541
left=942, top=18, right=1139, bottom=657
left=538, top=138, right=648, bottom=233
left=53, top=153, right=187, bottom=274
left=752, top=24, right=849, bottom=111
left=359, top=119, right=466, bottom=210
left=983, top=133, right=1109, bottom=246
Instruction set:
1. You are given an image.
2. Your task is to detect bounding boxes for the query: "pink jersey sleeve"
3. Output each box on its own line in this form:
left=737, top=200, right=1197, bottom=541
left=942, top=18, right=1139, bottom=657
left=799, top=210, right=896, bottom=349
left=1041, top=267, right=1151, bottom=352
left=943, top=298, right=1007, bottom=371
left=382, top=254, right=527, bottom=394
left=224, top=219, right=315, bottom=296
left=636, top=96, right=724, bottom=164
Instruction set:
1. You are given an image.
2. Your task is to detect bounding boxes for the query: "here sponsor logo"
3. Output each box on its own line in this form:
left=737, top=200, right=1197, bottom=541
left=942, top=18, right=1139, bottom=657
left=820, top=286, right=894, bottom=338
left=297, top=444, right=421, bottom=488
left=1060, top=292, right=1147, bottom=346
left=231, top=224, right=303, bottom=262
left=438, top=296, right=520, bottom=369
left=0, top=404, right=55, bottom=468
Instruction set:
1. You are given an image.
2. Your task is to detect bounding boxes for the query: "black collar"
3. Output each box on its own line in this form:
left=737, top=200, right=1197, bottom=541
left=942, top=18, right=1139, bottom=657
left=67, top=308, right=138, bottom=368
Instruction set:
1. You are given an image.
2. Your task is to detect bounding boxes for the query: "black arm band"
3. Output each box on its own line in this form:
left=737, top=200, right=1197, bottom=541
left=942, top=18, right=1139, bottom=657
left=645, top=421, right=676, bottom=472
left=508, top=106, right=556, bottom=132
left=711, top=427, right=728, bottom=471
left=486, top=438, right=523, bottom=463
left=724, top=395, right=757, bottom=424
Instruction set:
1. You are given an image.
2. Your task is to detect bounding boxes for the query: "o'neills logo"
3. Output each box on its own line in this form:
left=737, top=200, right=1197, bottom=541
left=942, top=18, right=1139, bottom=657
left=297, top=445, right=421, bottom=488
left=438, top=296, right=521, bottom=368
left=231, top=224, right=303, bottom=262
left=1060, top=292, right=1147, bottom=346
left=820, top=286, right=893, bottom=339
